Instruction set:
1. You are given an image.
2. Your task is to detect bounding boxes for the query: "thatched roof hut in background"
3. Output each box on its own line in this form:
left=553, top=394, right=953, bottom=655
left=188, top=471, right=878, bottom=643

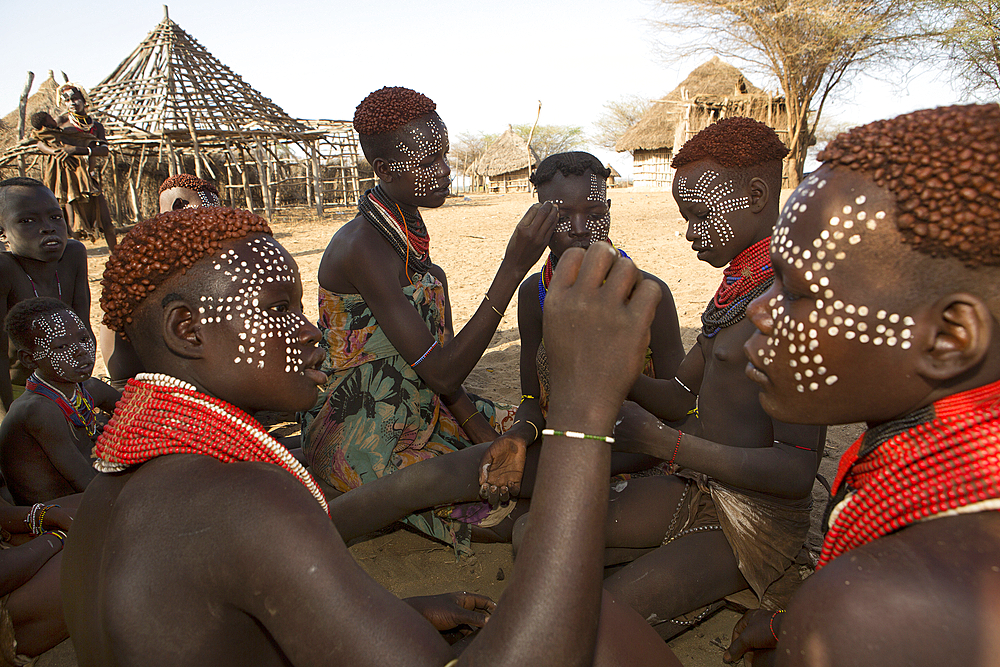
left=0, top=73, right=60, bottom=154
left=0, top=7, right=362, bottom=224
left=607, top=164, right=621, bottom=186
left=473, top=126, right=539, bottom=193
left=616, top=57, right=789, bottom=190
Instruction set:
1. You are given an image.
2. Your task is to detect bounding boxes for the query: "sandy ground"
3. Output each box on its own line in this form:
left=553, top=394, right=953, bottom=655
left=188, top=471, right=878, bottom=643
left=43, top=189, right=863, bottom=666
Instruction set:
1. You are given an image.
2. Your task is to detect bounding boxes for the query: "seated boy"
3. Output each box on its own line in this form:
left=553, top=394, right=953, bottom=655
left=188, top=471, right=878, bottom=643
left=0, top=298, right=118, bottom=504
left=0, top=177, right=90, bottom=419
left=300, top=86, right=557, bottom=553
left=599, top=118, right=826, bottom=638
left=98, top=173, right=222, bottom=385
left=61, top=205, right=679, bottom=666
left=318, top=151, right=685, bottom=543
left=723, top=103, right=1000, bottom=666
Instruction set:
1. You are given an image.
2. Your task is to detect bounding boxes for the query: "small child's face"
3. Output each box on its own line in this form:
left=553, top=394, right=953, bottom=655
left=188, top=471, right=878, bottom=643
left=196, top=234, right=326, bottom=413
left=0, top=186, right=68, bottom=261
left=673, top=162, right=756, bottom=268
left=39, top=114, right=58, bottom=129
left=383, top=114, right=451, bottom=208
left=27, top=309, right=96, bottom=385
left=745, top=165, right=919, bottom=425
left=538, top=170, right=611, bottom=259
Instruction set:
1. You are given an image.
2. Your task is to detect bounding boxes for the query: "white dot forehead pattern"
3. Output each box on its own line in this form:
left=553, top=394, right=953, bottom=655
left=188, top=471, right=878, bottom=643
left=762, top=179, right=912, bottom=393
left=387, top=118, right=449, bottom=197
left=198, top=237, right=309, bottom=374
left=675, top=170, right=749, bottom=248
left=32, top=310, right=95, bottom=379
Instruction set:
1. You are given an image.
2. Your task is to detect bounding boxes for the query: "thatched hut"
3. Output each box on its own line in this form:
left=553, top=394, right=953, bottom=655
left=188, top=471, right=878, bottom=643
left=616, top=57, right=788, bottom=190
left=0, top=8, right=362, bottom=223
left=0, top=73, right=60, bottom=156
left=607, top=164, right=621, bottom=187
left=474, top=126, right=539, bottom=193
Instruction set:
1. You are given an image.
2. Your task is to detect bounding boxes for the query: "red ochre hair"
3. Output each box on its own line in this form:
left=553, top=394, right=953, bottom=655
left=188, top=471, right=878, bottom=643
left=819, top=104, right=1000, bottom=267
left=101, top=207, right=271, bottom=335
left=353, top=87, right=437, bottom=136
left=673, top=117, right=789, bottom=169
left=158, top=174, right=219, bottom=196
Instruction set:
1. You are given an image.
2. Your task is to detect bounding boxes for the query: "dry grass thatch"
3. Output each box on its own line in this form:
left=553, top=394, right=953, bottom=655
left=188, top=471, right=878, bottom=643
left=615, top=56, right=785, bottom=153
left=0, top=74, right=60, bottom=152
left=473, top=126, right=539, bottom=177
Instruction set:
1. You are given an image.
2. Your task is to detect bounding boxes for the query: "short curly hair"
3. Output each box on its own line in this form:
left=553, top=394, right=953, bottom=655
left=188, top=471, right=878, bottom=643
left=673, top=117, right=789, bottom=170
left=353, top=87, right=437, bottom=136
left=101, top=207, right=271, bottom=337
left=818, top=104, right=1000, bottom=267
left=530, top=152, right=611, bottom=187
left=158, top=174, right=219, bottom=196
left=6, top=297, right=74, bottom=352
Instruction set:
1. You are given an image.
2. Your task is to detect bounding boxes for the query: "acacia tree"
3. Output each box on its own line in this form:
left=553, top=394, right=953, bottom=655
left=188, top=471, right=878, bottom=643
left=592, top=95, right=653, bottom=152
left=933, top=0, right=1000, bottom=99
left=653, top=0, right=929, bottom=185
left=511, top=124, right=586, bottom=159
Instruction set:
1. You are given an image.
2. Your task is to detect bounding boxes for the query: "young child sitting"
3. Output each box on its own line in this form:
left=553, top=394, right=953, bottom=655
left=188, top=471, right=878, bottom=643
left=319, top=151, right=686, bottom=543
left=61, top=205, right=679, bottom=667
left=724, top=103, right=1000, bottom=666
left=0, top=298, right=118, bottom=504
left=300, top=86, right=556, bottom=553
left=600, top=117, right=826, bottom=639
left=0, top=177, right=91, bottom=419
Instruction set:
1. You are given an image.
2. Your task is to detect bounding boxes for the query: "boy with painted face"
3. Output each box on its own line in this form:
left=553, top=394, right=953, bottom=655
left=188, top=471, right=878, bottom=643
left=0, top=298, right=118, bottom=504
left=62, top=205, right=679, bottom=666
left=0, top=177, right=91, bottom=419
left=603, top=118, right=825, bottom=639
left=724, top=104, right=1000, bottom=666
left=300, top=86, right=556, bottom=553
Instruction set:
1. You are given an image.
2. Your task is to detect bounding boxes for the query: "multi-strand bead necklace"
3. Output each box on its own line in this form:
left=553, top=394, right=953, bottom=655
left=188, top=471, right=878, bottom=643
left=94, top=373, right=329, bottom=515
left=702, top=236, right=774, bottom=337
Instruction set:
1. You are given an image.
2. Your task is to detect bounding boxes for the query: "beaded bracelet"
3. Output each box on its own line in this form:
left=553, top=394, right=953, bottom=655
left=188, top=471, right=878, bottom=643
left=483, top=293, right=504, bottom=317
left=461, top=412, right=479, bottom=428
left=541, top=429, right=615, bottom=444
left=520, top=394, right=535, bottom=403
left=43, top=530, right=68, bottom=544
left=674, top=376, right=695, bottom=395
left=669, top=431, right=682, bottom=466
left=411, top=340, right=437, bottom=368
left=770, top=610, right=785, bottom=642
left=25, top=504, right=43, bottom=534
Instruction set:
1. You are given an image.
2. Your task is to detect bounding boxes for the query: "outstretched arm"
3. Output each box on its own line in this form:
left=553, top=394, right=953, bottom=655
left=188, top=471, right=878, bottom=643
left=343, top=203, right=557, bottom=396
left=462, top=242, right=661, bottom=666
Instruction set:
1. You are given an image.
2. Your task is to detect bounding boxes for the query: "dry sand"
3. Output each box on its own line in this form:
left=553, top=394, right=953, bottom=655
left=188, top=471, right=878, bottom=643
left=51, top=189, right=862, bottom=666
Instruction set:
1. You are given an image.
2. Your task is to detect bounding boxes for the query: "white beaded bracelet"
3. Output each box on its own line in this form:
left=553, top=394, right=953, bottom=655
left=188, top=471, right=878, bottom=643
left=541, top=428, right=615, bottom=444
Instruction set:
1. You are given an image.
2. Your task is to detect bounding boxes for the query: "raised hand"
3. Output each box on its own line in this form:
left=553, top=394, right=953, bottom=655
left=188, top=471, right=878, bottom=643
left=503, top=201, right=558, bottom=275
left=543, top=243, right=662, bottom=429
left=478, top=434, right=528, bottom=505
left=723, top=608, right=781, bottom=665
left=405, top=591, right=497, bottom=635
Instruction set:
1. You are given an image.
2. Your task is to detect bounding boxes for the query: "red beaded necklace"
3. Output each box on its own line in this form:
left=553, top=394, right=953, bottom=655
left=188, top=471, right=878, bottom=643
left=818, top=378, right=1000, bottom=568
left=94, top=374, right=329, bottom=515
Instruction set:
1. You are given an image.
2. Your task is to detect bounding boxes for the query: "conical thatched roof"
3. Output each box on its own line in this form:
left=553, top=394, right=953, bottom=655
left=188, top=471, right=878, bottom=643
left=616, top=57, right=772, bottom=153
left=88, top=10, right=310, bottom=145
left=0, top=74, right=60, bottom=152
left=474, top=126, right=539, bottom=177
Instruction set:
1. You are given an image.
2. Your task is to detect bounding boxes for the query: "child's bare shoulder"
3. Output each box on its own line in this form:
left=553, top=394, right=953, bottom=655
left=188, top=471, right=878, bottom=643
left=59, top=239, right=89, bottom=266
left=3, top=391, right=62, bottom=432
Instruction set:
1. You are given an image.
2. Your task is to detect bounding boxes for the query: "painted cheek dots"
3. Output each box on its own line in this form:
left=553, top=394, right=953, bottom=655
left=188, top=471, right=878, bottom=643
left=32, top=311, right=95, bottom=378
left=759, top=175, right=914, bottom=394
left=587, top=174, right=611, bottom=240
left=388, top=119, right=448, bottom=197
left=675, top=170, right=749, bottom=248
left=199, top=237, right=309, bottom=374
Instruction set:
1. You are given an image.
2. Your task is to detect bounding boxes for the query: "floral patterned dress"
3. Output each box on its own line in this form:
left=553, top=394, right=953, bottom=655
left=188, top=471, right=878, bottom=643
left=301, top=272, right=515, bottom=554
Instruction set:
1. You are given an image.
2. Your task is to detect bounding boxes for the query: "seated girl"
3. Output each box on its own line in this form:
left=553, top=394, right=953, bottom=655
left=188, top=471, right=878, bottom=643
left=324, top=151, right=685, bottom=544
left=300, top=87, right=557, bottom=555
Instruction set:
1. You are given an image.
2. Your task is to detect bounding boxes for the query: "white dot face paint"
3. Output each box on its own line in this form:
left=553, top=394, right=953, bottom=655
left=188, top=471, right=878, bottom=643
left=386, top=117, right=450, bottom=199
left=761, top=180, right=914, bottom=396
left=674, top=169, right=750, bottom=250
left=31, top=309, right=96, bottom=382
left=539, top=170, right=612, bottom=253
left=199, top=237, right=310, bottom=375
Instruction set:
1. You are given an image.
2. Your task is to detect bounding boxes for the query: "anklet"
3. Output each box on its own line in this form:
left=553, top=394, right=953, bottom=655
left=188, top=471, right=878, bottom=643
left=542, top=429, right=614, bottom=444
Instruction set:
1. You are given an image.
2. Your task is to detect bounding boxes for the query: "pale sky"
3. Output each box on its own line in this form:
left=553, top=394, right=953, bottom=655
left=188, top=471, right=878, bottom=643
left=1, top=0, right=965, bottom=176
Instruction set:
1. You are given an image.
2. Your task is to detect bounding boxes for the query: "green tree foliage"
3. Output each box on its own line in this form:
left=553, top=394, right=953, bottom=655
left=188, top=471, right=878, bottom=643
left=511, top=124, right=586, bottom=160
left=451, top=131, right=497, bottom=175
left=934, top=0, right=1000, bottom=100
left=592, top=95, right=653, bottom=152
left=652, top=0, right=928, bottom=185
